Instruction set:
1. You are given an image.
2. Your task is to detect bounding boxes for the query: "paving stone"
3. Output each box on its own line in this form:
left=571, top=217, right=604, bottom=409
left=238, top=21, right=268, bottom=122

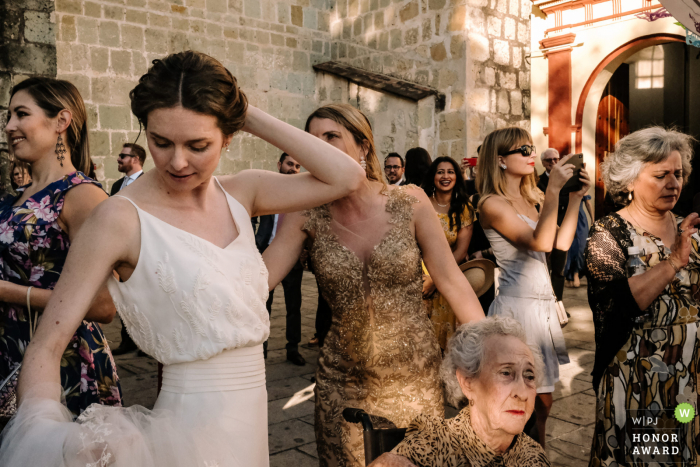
left=268, top=398, right=316, bottom=425
left=269, top=448, right=318, bottom=467
left=546, top=438, right=590, bottom=467
left=546, top=416, right=580, bottom=442
left=558, top=423, right=595, bottom=447
left=549, top=392, right=597, bottom=426
left=297, top=442, right=319, bottom=459
left=552, top=376, right=592, bottom=401
left=268, top=419, right=317, bottom=454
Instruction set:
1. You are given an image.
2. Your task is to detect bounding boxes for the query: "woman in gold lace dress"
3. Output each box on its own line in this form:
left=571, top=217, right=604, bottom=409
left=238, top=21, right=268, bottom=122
left=264, top=104, right=485, bottom=467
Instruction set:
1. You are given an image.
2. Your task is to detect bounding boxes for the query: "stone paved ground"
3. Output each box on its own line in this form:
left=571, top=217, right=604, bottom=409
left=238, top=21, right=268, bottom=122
left=102, top=272, right=595, bottom=466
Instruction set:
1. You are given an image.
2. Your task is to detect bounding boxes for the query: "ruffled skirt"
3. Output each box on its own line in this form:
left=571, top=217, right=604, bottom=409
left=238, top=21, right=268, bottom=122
left=0, top=345, right=269, bottom=467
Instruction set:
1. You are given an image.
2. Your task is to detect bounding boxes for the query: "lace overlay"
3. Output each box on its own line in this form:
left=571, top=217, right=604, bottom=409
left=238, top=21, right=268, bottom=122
left=304, top=186, right=443, bottom=467
left=586, top=212, right=700, bottom=466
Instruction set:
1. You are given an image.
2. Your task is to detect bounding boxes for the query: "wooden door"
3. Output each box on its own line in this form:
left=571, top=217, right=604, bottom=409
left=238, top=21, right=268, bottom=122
left=595, top=95, right=629, bottom=219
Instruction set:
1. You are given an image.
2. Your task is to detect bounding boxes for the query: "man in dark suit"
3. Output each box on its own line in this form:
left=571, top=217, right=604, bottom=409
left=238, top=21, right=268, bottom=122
left=537, top=148, right=569, bottom=312
left=110, top=143, right=146, bottom=195
left=110, top=143, right=147, bottom=355
left=384, top=153, right=405, bottom=185
left=252, top=153, right=306, bottom=366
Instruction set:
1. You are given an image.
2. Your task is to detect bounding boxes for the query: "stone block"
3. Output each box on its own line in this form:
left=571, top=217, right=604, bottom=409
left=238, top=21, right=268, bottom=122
left=497, top=90, right=509, bottom=114
left=500, top=71, right=516, bottom=89
left=486, top=16, right=501, bottom=37
left=404, top=27, right=418, bottom=46
left=318, top=10, right=329, bottom=32
left=145, top=29, right=168, bottom=54
left=483, top=66, right=495, bottom=85
left=399, top=1, right=418, bottom=23
left=110, top=49, right=132, bottom=76
left=0, top=72, right=11, bottom=107
left=519, top=71, right=529, bottom=89
left=493, top=39, right=509, bottom=65
left=348, top=0, right=359, bottom=16
left=91, top=77, right=110, bottom=104
left=24, top=11, right=55, bottom=45
left=450, top=91, right=463, bottom=110
left=60, top=15, right=77, bottom=42
left=467, top=33, right=489, bottom=62
left=303, top=7, right=317, bottom=29
left=467, top=0, right=488, bottom=7
left=56, top=42, right=71, bottom=72
left=450, top=35, right=464, bottom=59
left=512, top=46, right=521, bottom=68
left=438, top=68, right=457, bottom=88
left=517, top=22, right=528, bottom=44
left=437, top=141, right=449, bottom=158
left=270, top=33, right=284, bottom=47
left=439, top=111, right=465, bottom=140
left=496, top=0, right=507, bottom=13
left=291, top=5, right=303, bottom=27
left=430, top=42, right=446, bottom=61
left=56, top=0, right=82, bottom=15
left=99, top=21, right=120, bottom=47
left=104, top=5, right=125, bottom=21
left=510, top=90, right=522, bottom=115
left=277, top=3, right=290, bottom=24
left=125, top=9, right=148, bottom=25
left=90, top=47, right=109, bottom=73
left=509, top=0, right=519, bottom=16
left=149, top=13, right=170, bottom=28
left=467, top=6, right=484, bottom=33
left=286, top=37, right=298, bottom=48
left=208, top=23, right=223, bottom=38
left=482, top=115, right=495, bottom=135
left=429, top=0, right=446, bottom=9
left=77, top=17, right=98, bottom=44
left=207, top=0, right=227, bottom=13
left=171, top=5, right=187, bottom=14
left=292, top=51, right=308, bottom=71
left=243, top=0, right=260, bottom=18
left=468, top=87, right=488, bottom=112
left=504, top=17, right=515, bottom=40
left=83, top=2, right=102, bottom=17
left=451, top=137, right=465, bottom=160
left=122, top=25, right=144, bottom=50
left=128, top=0, right=148, bottom=6
left=448, top=5, right=465, bottom=31
left=287, top=73, right=302, bottom=94
left=353, top=17, right=363, bottom=36
left=172, top=17, right=189, bottom=31
left=520, top=0, right=531, bottom=19
left=390, top=29, right=401, bottom=49
left=169, top=31, right=189, bottom=52
left=69, top=43, right=89, bottom=71
left=90, top=130, right=110, bottom=157
left=100, top=105, right=131, bottom=131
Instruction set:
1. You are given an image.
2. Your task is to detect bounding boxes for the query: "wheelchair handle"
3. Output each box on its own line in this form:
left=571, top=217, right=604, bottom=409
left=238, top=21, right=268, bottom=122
left=342, top=407, right=374, bottom=432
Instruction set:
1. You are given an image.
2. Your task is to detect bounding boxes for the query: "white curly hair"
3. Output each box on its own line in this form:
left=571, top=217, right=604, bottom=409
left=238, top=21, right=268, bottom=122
left=441, top=316, right=545, bottom=407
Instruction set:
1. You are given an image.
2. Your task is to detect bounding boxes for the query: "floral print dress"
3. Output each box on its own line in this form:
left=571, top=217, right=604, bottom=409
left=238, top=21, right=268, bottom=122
left=424, top=205, right=474, bottom=350
left=0, top=172, right=122, bottom=418
left=586, top=212, right=700, bottom=466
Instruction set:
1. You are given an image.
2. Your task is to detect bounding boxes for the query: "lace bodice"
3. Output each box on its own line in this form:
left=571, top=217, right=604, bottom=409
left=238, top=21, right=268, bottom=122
left=107, top=180, right=270, bottom=365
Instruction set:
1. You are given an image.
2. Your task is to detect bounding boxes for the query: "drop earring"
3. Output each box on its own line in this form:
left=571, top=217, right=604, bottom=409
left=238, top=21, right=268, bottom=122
left=628, top=191, right=633, bottom=201
left=55, top=135, right=67, bottom=167
left=500, top=163, right=507, bottom=170
left=225, top=145, right=230, bottom=154
left=360, top=156, right=367, bottom=170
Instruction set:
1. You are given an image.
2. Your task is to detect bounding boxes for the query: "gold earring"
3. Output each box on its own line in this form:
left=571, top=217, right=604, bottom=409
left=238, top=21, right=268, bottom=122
left=469, top=399, right=475, bottom=406
left=55, top=135, right=67, bottom=167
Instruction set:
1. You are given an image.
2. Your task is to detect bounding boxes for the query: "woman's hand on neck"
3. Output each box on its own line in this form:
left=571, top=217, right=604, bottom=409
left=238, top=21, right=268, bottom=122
left=470, top=408, right=515, bottom=455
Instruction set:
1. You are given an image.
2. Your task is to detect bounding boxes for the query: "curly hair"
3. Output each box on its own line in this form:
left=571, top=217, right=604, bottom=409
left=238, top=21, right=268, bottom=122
left=130, top=50, right=247, bottom=137
left=601, top=127, right=695, bottom=206
left=421, top=156, right=472, bottom=233
left=441, top=316, right=545, bottom=407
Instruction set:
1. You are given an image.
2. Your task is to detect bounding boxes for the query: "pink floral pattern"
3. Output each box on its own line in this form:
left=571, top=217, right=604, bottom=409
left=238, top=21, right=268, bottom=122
left=0, top=172, right=122, bottom=417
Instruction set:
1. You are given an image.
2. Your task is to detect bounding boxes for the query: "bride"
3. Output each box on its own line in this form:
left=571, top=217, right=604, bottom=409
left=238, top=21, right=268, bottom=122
left=0, top=50, right=365, bottom=466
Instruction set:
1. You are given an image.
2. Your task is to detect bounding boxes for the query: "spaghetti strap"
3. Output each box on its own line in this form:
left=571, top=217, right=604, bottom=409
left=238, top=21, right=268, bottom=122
left=112, top=194, right=140, bottom=209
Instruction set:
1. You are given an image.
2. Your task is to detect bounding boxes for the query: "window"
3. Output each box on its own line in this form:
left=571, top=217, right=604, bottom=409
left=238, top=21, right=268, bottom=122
left=635, top=45, right=664, bottom=89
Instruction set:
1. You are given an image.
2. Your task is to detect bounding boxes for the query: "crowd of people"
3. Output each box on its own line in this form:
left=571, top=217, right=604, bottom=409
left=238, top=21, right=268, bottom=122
left=0, top=48, right=697, bottom=467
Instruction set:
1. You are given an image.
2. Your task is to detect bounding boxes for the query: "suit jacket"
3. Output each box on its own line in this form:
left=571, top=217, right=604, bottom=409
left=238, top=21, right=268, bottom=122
left=537, top=171, right=569, bottom=226
left=252, top=215, right=275, bottom=254
left=110, top=172, right=144, bottom=196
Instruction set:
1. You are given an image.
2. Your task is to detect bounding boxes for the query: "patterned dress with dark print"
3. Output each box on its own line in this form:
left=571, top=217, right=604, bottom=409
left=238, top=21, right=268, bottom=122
left=393, top=406, right=551, bottom=466
left=304, top=185, right=444, bottom=467
left=586, top=212, right=700, bottom=466
left=0, top=172, right=122, bottom=418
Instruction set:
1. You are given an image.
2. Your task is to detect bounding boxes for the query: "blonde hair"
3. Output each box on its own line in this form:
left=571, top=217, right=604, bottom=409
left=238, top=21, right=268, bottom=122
left=476, top=127, right=541, bottom=208
left=305, top=103, right=385, bottom=186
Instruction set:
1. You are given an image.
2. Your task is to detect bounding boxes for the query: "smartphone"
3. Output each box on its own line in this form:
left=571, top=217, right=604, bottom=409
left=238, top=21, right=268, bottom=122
left=560, top=153, right=584, bottom=194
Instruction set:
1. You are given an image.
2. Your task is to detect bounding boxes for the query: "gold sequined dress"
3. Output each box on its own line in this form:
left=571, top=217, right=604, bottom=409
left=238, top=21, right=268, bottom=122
left=303, top=186, right=444, bottom=467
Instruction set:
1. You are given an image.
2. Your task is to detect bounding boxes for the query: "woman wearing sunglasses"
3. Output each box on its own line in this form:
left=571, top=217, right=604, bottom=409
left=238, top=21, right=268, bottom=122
left=475, top=127, right=591, bottom=448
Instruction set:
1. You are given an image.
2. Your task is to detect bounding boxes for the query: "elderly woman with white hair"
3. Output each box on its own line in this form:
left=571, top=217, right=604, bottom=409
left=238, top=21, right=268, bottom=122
left=586, top=127, right=700, bottom=465
left=369, top=316, right=551, bottom=467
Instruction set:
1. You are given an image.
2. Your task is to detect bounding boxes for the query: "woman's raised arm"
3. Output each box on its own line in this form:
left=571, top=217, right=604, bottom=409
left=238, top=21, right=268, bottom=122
left=413, top=188, right=484, bottom=324
left=17, top=198, right=139, bottom=402
left=221, top=106, right=366, bottom=217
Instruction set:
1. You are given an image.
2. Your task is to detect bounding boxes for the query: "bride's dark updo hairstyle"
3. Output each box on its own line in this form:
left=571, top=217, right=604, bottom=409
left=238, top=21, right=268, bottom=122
left=129, top=50, right=247, bottom=136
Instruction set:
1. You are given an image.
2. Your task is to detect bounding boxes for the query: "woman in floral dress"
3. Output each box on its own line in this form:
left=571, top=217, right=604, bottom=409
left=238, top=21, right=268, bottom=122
left=421, top=156, right=474, bottom=350
left=0, top=77, right=121, bottom=420
left=586, top=127, right=700, bottom=466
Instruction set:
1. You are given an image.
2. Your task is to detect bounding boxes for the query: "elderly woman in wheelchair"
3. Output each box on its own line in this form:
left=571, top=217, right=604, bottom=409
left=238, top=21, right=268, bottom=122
left=369, top=317, right=551, bottom=467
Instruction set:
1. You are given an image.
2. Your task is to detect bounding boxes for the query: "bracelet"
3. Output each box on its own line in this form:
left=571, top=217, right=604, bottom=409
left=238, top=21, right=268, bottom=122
left=667, top=257, right=681, bottom=274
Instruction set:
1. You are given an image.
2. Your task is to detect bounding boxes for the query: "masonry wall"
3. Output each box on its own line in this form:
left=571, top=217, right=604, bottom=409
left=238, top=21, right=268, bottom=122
left=50, top=0, right=531, bottom=191
left=0, top=0, right=57, bottom=191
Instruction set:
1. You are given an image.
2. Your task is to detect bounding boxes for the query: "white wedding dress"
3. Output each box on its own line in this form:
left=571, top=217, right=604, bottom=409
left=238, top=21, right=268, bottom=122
left=0, top=179, right=271, bottom=467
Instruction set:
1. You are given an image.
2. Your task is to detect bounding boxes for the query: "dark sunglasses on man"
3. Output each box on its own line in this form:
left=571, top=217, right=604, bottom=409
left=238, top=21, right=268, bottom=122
left=499, top=144, right=536, bottom=157
left=118, top=153, right=135, bottom=159
left=384, top=165, right=401, bottom=171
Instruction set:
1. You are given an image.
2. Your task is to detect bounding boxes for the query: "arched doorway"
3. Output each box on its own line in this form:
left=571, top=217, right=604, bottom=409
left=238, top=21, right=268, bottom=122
left=572, top=34, right=700, bottom=218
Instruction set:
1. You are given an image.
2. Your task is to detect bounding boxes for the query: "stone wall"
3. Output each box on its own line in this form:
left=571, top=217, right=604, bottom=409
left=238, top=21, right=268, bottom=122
left=0, top=0, right=57, bottom=191
left=46, top=0, right=531, bottom=190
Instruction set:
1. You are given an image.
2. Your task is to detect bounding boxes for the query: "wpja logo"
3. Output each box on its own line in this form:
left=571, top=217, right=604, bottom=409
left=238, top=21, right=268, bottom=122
left=625, top=405, right=695, bottom=464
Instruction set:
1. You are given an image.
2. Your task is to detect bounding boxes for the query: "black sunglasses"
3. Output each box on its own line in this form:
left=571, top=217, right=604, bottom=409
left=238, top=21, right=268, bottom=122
left=118, top=153, right=135, bottom=159
left=384, top=165, right=402, bottom=170
left=500, top=145, right=536, bottom=157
